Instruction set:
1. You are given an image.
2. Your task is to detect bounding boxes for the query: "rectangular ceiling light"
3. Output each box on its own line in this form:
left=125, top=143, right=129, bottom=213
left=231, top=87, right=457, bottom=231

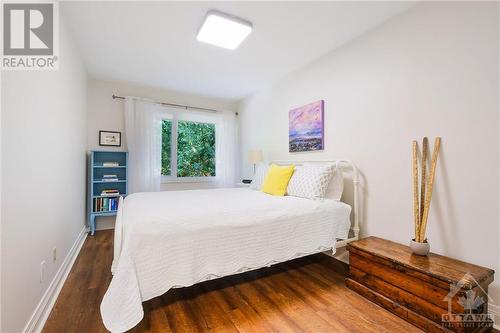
left=197, top=11, right=252, bottom=50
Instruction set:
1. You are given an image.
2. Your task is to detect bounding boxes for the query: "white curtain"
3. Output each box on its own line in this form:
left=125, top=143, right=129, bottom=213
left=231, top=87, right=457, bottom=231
left=216, top=110, right=239, bottom=187
left=124, top=98, right=162, bottom=193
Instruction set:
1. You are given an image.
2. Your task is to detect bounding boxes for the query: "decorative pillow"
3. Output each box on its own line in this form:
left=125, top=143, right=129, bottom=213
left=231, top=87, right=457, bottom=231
left=287, top=165, right=336, bottom=199
left=261, top=164, right=295, bottom=196
left=250, top=163, right=270, bottom=190
left=324, top=166, right=344, bottom=200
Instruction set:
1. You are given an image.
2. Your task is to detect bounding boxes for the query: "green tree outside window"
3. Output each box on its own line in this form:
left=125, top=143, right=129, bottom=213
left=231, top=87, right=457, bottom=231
left=162, top=120, right=216, bottom=177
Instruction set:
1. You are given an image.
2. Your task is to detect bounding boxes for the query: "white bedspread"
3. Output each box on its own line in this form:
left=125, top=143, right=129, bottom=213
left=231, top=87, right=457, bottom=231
left=101, top=188, right=351, bottom=332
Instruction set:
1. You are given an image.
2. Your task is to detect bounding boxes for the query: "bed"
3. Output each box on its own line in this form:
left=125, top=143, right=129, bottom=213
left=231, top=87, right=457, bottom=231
left=100, top=160, right=360, bottom=332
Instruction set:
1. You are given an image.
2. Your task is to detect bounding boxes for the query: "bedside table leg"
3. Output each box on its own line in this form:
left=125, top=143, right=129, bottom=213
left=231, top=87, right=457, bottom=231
left=89, top=215, right=96, bottom=236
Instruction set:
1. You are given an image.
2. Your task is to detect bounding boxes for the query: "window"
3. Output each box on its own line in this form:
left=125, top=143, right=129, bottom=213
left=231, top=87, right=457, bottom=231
left=162, top=117, right=216, bottom=181
left=161, top=120, right=172, bottom=176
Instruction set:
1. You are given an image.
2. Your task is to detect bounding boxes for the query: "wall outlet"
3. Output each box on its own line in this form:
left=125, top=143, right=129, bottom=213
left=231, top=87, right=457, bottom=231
left=40, top=260, right=46, bottom=283
left=52, top=247, right=57, bottom=262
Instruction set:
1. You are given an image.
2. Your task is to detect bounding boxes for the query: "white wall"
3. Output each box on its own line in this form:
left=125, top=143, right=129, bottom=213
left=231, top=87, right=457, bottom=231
left=239, top=1, right=500, bottom=306
left=1, top=18, right=88, bottom=333
left=87, top=79, right=238, bottom=229
left=0, top=44, right=3, bottom=333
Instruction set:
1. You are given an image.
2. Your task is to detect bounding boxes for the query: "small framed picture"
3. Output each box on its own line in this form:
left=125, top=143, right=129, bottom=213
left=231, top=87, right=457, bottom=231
left=99, top=131, right=121, bottom=147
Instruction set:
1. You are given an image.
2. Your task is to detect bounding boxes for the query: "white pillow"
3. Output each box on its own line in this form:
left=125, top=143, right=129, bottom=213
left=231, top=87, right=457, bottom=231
left=325, top=167, right=344, bottom=200
left=250, top=163, right=270, bottom=190
left=287, top=165, right=336, bottom=199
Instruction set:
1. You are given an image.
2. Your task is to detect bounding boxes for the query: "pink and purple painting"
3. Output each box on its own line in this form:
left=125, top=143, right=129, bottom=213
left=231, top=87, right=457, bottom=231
left=289, top=100, right=324, bottom=152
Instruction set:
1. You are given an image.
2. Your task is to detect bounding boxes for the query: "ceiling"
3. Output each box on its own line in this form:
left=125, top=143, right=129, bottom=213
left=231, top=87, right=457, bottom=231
left=62, top=1, right=416, bottom=101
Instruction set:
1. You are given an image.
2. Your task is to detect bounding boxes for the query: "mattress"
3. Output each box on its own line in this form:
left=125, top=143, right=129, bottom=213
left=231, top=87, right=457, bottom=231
left=101, top=188, right=352, bottom=332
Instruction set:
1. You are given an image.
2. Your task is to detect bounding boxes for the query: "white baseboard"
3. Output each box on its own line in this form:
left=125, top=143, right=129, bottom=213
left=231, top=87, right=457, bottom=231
left=489, top=303, right=500, bottom=330
left=22, top=226, right=88, bottom=333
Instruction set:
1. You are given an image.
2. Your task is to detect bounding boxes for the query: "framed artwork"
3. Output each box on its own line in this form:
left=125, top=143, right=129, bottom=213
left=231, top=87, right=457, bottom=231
left=99, top=130, right=121, bottom=147
left=289, top=100, right=324, bottom=152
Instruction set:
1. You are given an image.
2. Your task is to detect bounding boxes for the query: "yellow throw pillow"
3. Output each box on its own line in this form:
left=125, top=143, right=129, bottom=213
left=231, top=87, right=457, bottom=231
left=261, top=164, right=295, bottom=196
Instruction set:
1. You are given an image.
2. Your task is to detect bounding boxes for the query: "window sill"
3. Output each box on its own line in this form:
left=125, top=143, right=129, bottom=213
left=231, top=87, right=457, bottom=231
left=161, top=177, right=217, bottom=184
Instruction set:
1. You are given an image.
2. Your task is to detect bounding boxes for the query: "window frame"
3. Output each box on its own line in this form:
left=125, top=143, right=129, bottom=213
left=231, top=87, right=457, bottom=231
left=160, top=111, right=217, bottom=184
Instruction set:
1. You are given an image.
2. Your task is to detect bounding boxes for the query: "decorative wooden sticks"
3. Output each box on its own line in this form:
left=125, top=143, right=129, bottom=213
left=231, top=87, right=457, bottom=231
left=412, top=141, right=420, bottom=241
left=419, top=137, right=428, bottom=238
left=412, top=137, right=441, bottom=243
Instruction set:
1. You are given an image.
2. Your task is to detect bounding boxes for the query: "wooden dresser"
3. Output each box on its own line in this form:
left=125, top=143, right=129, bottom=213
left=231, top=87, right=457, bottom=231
left=346, top=237, right=494, bottom=333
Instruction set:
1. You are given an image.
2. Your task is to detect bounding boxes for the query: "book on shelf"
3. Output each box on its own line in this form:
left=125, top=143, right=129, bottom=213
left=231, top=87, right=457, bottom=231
left=101, top=178, right=119, bottom=182
left=102, top=162, right=120, bottom=167
left=101, top=190, right=120, bottom=197
left=101, top=189, right=119, bottom=194
left=93, top=197, right=120, bottom=213
left=101, top=174, right=119, bottom=181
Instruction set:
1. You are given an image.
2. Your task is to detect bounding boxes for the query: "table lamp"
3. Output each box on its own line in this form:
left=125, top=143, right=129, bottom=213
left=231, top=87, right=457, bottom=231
left=248, top=150, right=263, bottom=174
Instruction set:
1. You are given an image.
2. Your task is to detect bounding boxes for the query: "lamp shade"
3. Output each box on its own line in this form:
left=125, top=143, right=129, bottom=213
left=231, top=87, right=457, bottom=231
left=248, top=150, right=263, bottom=164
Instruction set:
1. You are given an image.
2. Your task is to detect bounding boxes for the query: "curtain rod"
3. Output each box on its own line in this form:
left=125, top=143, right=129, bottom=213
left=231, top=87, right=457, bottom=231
left=112, top=94, right=220, bottom=113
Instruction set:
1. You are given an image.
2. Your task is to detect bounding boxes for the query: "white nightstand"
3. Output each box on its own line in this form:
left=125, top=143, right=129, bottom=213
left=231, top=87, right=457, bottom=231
left=236, top=182, right=251, bottom=187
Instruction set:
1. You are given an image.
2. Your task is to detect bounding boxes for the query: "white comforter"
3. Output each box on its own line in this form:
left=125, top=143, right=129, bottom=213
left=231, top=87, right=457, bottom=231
left=101, top=188, right=351, bottom=332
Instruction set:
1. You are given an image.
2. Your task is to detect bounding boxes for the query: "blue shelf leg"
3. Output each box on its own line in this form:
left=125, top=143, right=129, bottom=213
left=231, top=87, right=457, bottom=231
left=89, top=215, right=96, bottom=236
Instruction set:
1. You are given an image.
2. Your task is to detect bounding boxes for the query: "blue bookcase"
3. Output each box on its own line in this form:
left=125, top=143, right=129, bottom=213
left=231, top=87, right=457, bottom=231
left=87, top=151, right=128, bottom=235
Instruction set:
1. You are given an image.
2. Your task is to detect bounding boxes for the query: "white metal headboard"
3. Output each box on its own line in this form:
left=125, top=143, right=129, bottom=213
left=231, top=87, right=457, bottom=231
left=272, top=160, right=360, bottom=248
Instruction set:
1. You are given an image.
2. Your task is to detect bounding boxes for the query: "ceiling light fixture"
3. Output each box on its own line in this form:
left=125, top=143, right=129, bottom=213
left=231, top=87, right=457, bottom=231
left=197, top=10, right=252, bottom=50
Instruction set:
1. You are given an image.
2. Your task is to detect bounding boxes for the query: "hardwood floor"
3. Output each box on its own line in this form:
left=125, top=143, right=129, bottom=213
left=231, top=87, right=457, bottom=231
left=43, top=230, right=425, bottom=333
